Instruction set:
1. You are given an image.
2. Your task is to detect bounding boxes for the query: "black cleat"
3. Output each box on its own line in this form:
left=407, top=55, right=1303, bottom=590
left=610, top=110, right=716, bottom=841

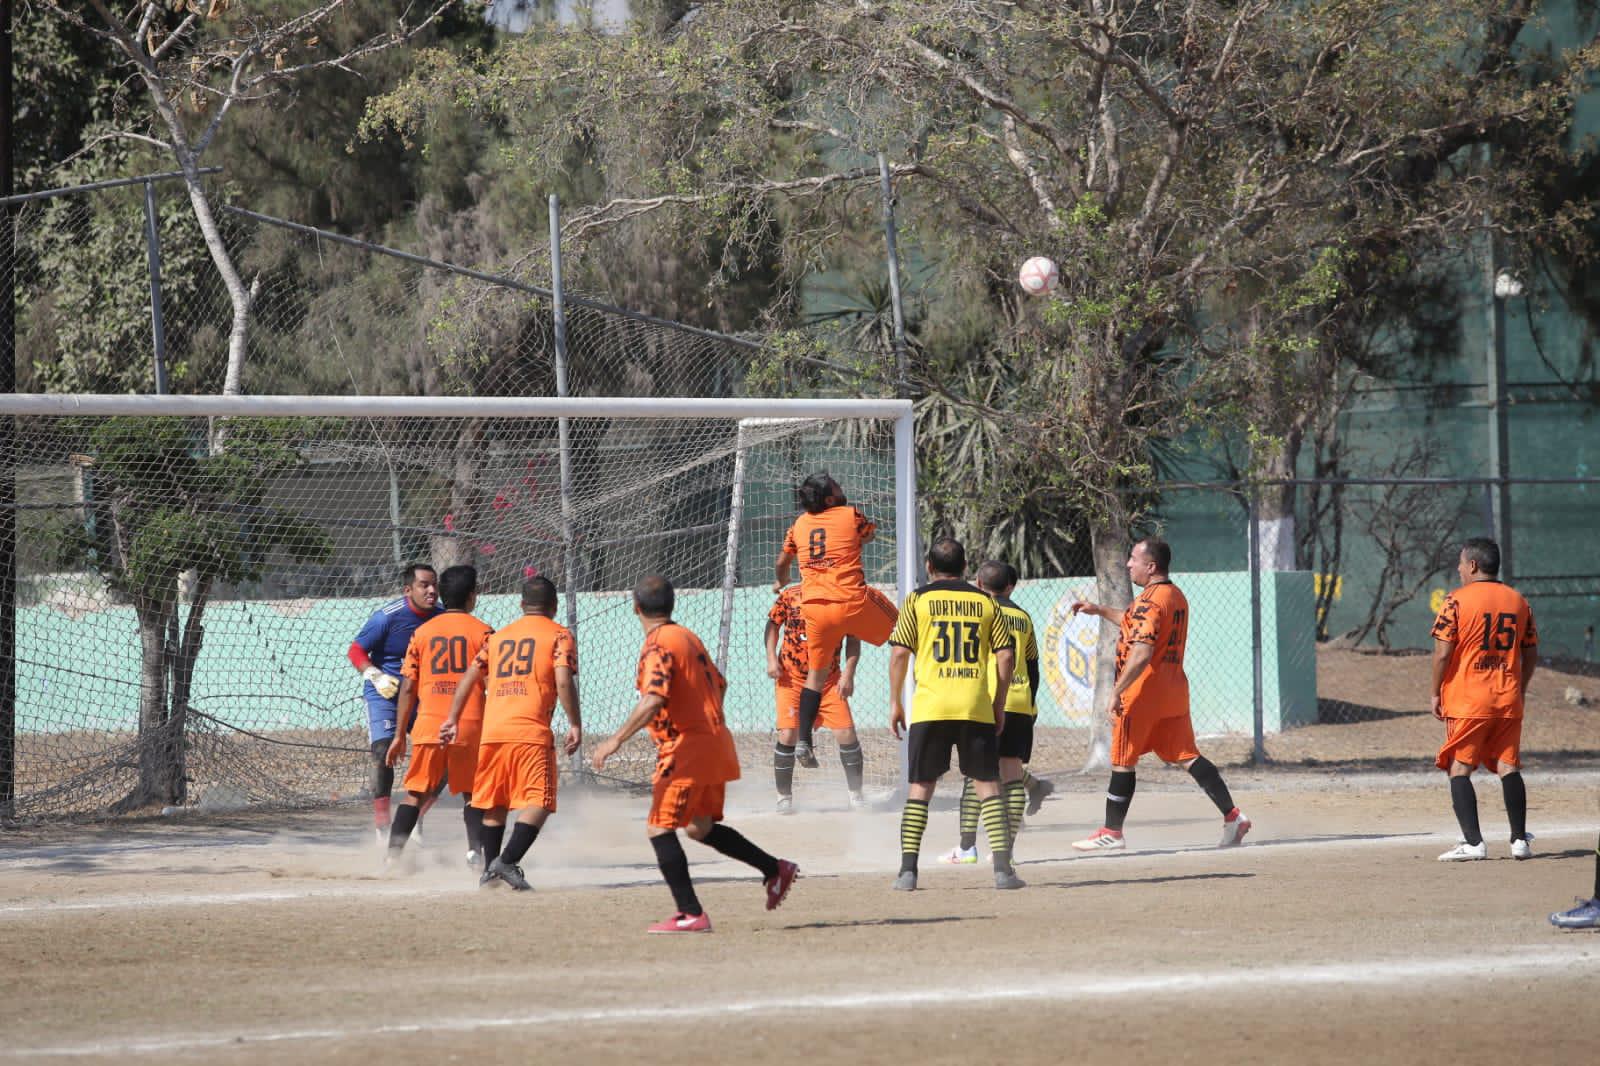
left=1025, top=776, right=1055, bottom=816
left=794, top=741, right=819, bottom=769
left=486, top=857, right=532, bottom=891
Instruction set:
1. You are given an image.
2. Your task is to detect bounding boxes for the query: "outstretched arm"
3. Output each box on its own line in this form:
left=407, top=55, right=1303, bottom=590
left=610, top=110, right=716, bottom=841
left=592, top=693, right=664, bottom=770
left=438, top=660, right=485, bottom=745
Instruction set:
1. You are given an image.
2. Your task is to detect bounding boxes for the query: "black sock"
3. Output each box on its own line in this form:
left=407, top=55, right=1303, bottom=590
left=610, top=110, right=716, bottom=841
left=388, top=802, right=420, bottom=850
left=700, top=823, right=781, bottom=880
left=839, top=740, right=864, bottom=793
left=1451, top=776, right=1483, bottom=846
left=900, top=798, right=929, bottom=873
left=1106, top=770, right=1135, bottom=832
left=1500, top=772, right=1527, bottom=842
left=1592, top=832, right=1600, bottom=899
left=500, top=821, right=542, bottom=865
left=463, top=801, right=484, bottom=853
left=980, top=793, right=1013, bottom=873
left=650, top=832, right=703, bottom=916
left=797, top=687, right=823, bottom=746
left=1187, top=756, right=1235, bottom=816
left=958, top=778, right=979, bottom=851
left=479, top=821, right=507, bottom=866
left=774, top=742, right=795, bottom=797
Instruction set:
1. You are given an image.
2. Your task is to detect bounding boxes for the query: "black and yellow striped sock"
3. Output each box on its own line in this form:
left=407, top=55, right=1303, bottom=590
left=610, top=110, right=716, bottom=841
left=1003, top=779, right=1027, bottom=840
left=958, top=778, right=979, bottom=850
left=980, top=793, right=1013, bottom=873
left=899, top=798, right=929, bottom=874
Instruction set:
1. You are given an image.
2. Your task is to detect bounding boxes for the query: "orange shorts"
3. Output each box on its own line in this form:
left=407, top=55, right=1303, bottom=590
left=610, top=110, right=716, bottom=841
left=801, top=589, right=897, bottom=672
left=648, top=778, right=727, bottom=830
left=776, top=682, right=854, bottom=731
left=1111, top=712, right=1200, bottom=767
left=471, top=742, right=558, bottom=812
left=1436, top=716, right=1522, bottom=772
left=402, top=741, right=477, bottom=797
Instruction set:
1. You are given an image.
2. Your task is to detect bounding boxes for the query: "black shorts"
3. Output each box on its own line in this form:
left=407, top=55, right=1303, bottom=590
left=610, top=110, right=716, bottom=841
left=997, top=713, right=1035, bottom=762
left=907, top=719, right=999, bottom=784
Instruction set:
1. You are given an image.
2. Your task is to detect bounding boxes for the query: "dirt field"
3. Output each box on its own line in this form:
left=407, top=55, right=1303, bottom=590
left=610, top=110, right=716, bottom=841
left=4, top=770, right=1599, bottom=1064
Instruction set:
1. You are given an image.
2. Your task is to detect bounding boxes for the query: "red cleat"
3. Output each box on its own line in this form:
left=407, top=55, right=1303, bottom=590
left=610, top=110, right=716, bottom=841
left=765, top=859, right=799, bottom=911
left=647, top=911, right=712, bottom=934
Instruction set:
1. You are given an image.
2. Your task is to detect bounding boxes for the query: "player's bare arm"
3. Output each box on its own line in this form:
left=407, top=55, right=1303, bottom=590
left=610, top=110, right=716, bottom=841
left=992, top=645, right=1016, bottom=735
left=1110, top=642, right=1155, bottom=717
left=1071, top=599, right=1125, bottom=626
left=1520, top=639, right=1538, bottom=692
left=888, top=645, right=912, bottom=739
left=1430, top=637, right=1454, bottom=720
left=438, top=659, right=486, bottom=745
left=839, top=636, right=861, bottom=700
left=773, top=550, right=795, bottom=592
left=591, top=692, right=665, bottom=771
left=556, top=666, right=583, bottom=756
left=764, top=620, right=783, bottom=680
left=386, top=678, right=417, bottom=765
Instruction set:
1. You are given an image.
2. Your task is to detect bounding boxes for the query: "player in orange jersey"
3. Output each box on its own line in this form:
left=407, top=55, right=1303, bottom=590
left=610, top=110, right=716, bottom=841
left=774, top=473, right=898, bottom=768
left=1069, top=538, right=1250, bottom=852
left=592, top=575, right=799, bottom=933
left=440, top=576, right=580, bottom=891
left=766, top=584, right=864, bottom=812
left=1430, top=538, right=1539, bottom=862
left=385, top=565, right=494, bottom=867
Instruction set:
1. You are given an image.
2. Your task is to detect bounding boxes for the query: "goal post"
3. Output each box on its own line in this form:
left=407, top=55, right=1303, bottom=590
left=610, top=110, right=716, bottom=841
left=0, top=393, right=915, bottom=820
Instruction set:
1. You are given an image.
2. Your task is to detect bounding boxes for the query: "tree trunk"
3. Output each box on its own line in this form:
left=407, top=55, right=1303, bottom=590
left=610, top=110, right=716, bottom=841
left=429, top=418, right=485, bottom=569
left=1253, top=430, right=1300, bottom=572
left=118, top=598, right=180, bottom=812
left=1083, top=517, right=1132, bottom=771
left=167, top=576, right=212, bottom=806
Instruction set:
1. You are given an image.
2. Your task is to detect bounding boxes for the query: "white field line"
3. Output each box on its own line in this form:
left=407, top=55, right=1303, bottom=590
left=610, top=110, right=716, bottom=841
left=7, top=945, right=1600, bottom=1059
left=3, top=823, right=1597, bottom=918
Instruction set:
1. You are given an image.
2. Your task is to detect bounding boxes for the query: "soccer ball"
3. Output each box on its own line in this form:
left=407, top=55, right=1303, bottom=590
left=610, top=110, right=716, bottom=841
left=1018, top=256, right=1059, bottom=295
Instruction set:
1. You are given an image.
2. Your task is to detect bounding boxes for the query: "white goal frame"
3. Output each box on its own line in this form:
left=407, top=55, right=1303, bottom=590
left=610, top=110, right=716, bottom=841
left=2, top=393, right=920, bottom=639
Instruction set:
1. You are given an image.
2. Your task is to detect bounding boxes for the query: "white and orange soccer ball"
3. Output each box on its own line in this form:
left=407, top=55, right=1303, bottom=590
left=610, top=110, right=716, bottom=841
left=1018, top=256, right=1060, bottom=295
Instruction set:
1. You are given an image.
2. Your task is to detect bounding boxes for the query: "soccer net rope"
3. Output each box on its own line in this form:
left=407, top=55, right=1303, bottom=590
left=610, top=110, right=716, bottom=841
left=0, top=395, right=914, bottom=821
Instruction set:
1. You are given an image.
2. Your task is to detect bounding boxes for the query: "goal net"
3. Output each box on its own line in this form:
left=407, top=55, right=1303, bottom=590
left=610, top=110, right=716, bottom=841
left=0, top=394, right=914, bottom=822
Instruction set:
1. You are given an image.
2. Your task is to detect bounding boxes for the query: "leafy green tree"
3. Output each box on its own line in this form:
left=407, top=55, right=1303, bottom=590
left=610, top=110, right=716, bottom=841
left=374, top=2, right=1598, bottom=762
left=78, top=418, right=331, bottom=810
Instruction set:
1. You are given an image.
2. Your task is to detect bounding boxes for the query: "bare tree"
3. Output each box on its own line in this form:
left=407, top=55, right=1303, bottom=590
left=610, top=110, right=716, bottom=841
left=44, top=0, right=458, bottom=395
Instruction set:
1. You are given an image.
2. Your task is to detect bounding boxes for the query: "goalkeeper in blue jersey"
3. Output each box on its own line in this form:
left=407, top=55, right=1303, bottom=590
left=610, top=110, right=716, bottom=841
left=349, top=563, right=441, bottom=842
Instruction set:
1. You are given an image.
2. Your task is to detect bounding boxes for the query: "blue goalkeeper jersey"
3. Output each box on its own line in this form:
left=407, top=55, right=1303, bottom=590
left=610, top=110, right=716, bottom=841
left=354, top=597, right=441, bottom=741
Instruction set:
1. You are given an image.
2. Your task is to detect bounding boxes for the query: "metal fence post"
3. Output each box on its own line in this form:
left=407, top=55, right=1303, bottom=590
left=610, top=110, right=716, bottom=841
left=1248, top=484, right=1266, bottom=764
left=877, top=153, right=909, bottom=398
left=0, top=0, right=15, bottom=817
left=548, top=194, right=577, bottom=631
left=142, top=180, right=170, bottom=394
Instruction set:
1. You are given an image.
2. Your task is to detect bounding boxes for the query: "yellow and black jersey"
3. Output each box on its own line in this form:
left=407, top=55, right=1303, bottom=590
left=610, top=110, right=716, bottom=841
left=988, top=596, right=1039, bottom=717
left=890, top=579, right=1015, bottom=724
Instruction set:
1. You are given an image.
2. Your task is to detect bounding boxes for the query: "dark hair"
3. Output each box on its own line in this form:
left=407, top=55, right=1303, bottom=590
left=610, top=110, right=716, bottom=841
left=927, top=537, right=966, bottom=578
left=796, top=472, right=841, bottom=515
left=1462, top=537, right=1501, bottom=577
left=1137, top=538, right=1172, bottom=574
left=634, top=574, right=675, bottom=618
left=438, top=565, right=478, bottom=610
left=401, top=563, right=436, bottom=587
left=976, top=560, right=1018, bottom=593
left=521, top=576, right=558, bottom=612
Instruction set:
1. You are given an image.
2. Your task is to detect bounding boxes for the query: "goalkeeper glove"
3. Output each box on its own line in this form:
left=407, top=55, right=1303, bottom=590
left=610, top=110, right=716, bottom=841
left=363, top=666, right=400, bottom=700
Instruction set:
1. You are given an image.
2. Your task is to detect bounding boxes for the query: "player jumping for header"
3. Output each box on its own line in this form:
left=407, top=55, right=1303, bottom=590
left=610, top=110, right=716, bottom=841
left=775, top=473, right=899, bottom=769
left=592, top=575, right=799, bottom=933
left=1069, top=538, right=1251, bottom=853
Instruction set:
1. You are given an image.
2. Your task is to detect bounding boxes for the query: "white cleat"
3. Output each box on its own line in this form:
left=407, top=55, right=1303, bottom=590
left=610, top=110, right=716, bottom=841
left=1511, top=832, right=1535, bottom=860
left=776, top=795, right=795, bottom=815
left=939, top=845, right=979, bottom=865
left=1071, top=828, right=1126, bottom=852
left=1438, top=841, right=1488, bottom=862
left=847, top=791, right=868, bottom=811
left=1219, top=811, right=1252, bottom=848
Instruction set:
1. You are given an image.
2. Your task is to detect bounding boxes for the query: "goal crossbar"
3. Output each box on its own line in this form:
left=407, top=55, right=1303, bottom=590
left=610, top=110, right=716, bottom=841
left=0, top=394, right=912, bottom=421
